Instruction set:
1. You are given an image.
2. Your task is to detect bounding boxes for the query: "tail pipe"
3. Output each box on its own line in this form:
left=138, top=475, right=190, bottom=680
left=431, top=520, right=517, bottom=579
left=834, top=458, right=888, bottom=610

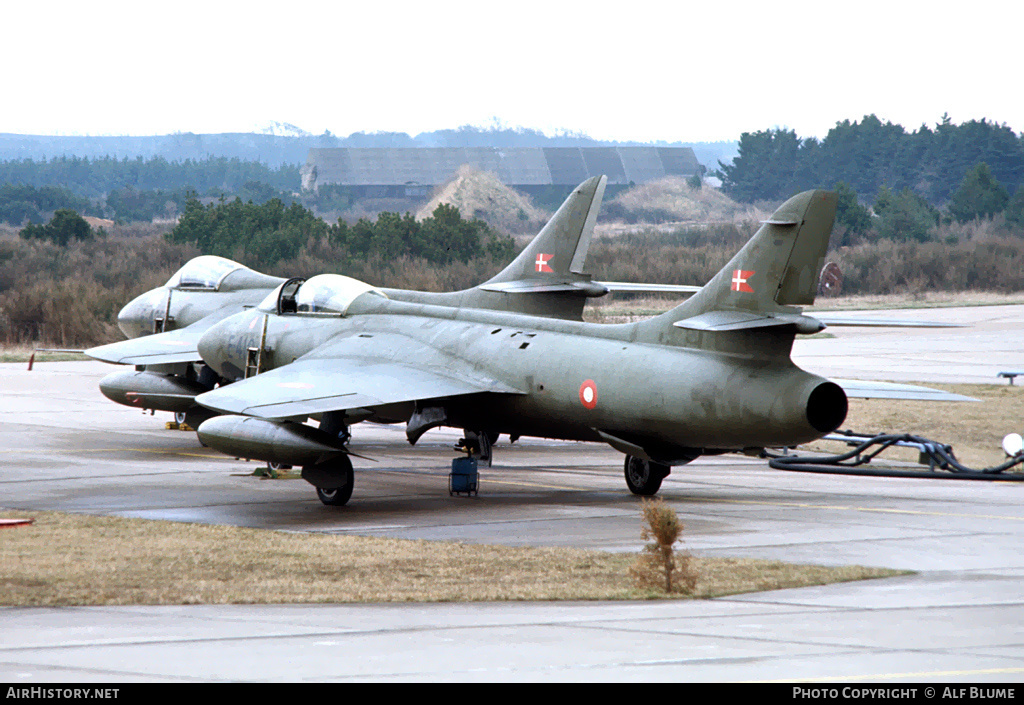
left=806, top=381, right=848, bottom=434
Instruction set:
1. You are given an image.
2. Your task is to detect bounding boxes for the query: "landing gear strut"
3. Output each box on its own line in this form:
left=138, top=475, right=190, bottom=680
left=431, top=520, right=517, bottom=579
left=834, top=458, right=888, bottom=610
left=457, top=430, right=497, bottom=466
left=624, top=455, right=670, bottom=496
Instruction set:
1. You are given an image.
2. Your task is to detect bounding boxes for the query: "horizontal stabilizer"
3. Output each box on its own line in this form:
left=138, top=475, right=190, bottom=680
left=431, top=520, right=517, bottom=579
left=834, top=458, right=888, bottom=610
left=674, top=311, right=825, bottom=334
left=479, top=280, right=701, bottom=297
left=478, top=281, right=609, bottom=296
left=833, top=378, right=978, bottom=402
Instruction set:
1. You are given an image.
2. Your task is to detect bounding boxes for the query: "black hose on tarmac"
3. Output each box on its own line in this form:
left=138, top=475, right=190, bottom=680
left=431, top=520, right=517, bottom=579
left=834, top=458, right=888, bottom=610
left=767, top=432, right=1024, bottom=481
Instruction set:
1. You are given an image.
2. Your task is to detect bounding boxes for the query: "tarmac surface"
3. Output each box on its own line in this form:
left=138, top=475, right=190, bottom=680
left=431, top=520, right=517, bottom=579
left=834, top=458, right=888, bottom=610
left=2, top=304, right=1024, bottom=682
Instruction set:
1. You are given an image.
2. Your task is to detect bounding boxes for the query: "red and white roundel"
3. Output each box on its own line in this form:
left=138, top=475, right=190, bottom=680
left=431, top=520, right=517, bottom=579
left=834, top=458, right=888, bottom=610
left=579, top=379, right=598, bottom=409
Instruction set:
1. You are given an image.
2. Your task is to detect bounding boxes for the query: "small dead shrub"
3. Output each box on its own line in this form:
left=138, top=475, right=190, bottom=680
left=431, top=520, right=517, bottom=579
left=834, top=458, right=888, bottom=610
left=630, top=498, right=698, bottom=595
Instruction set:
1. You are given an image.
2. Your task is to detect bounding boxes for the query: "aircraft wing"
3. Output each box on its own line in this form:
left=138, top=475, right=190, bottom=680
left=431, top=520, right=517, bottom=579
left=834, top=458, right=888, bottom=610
left=833, top=378, right=977, bottom=402
left=195, top=333, right=524, bottom=419
left=85, top=305, right=249, bottom=365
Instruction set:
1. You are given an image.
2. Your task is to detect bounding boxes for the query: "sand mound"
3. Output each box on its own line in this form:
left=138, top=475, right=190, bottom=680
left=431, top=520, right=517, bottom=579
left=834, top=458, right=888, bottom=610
left=417, top=165, right=548, bottom=234
left=604, top=176, right=763, bottom=224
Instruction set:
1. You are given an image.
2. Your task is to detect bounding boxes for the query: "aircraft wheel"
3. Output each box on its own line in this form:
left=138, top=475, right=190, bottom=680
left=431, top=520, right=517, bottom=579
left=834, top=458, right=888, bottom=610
left=624, top=455, right=669, bottom=496
left=316, top=485, right=352, bottom=506
left=310, top=456, right=354, bottom=506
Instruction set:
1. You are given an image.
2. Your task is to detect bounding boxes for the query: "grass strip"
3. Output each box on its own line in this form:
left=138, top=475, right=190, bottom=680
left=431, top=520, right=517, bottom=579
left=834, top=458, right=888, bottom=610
left=0, top=510, right=901, bottom=606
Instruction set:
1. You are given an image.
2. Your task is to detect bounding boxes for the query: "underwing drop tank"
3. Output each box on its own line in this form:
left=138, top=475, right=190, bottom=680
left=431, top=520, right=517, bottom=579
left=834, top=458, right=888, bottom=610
left=195, top=415, right=348, bottom=466
left=99, top=370, right=211, bottom=413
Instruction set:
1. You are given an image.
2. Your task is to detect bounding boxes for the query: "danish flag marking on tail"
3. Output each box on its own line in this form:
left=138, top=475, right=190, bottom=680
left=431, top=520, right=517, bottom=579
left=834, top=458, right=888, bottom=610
left=731, top=269, right=754, bottom=293
left=535, top=253, right=554, bottom=273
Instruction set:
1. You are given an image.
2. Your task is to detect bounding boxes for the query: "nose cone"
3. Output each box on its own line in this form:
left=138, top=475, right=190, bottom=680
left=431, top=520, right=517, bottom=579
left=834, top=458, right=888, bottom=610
left=117, top=288, right=167, bottom=339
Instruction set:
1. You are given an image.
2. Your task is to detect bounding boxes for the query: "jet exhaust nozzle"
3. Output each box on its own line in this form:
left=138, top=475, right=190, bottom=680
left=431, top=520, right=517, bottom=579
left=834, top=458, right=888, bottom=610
left=806, top=381, right=848, bottom=434
left=196, top=415, right=348, bottom=466
left=99, top=370, right=209, bottom=413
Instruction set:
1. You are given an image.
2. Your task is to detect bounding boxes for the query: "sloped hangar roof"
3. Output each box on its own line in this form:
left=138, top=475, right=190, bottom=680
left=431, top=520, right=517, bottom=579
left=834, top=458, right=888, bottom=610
left=302, top=147, right=701, bottom=188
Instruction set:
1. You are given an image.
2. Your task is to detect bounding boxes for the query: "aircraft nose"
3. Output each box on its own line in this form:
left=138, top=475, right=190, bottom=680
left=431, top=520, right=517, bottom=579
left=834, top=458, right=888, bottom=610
left=117, top=288, right=166, bottom=338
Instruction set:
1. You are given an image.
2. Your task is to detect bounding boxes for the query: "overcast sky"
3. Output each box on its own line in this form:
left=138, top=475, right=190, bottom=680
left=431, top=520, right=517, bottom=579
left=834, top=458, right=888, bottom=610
left=5, top=1, right=1021, bottom=142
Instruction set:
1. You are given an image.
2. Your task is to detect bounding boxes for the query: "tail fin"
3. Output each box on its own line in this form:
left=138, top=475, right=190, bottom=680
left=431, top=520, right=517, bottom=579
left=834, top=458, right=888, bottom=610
left=479, top=175, right=606, bottom=293
left=384, top=176, right=607, bottom=319
left=646, top=190, right=837, bottom=332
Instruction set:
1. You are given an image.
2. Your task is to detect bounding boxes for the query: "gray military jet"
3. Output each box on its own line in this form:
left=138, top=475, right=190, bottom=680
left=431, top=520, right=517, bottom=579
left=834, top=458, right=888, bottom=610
left=84, top=177, right=698, bottom=425
left=190, top=188, right=972, bottom=506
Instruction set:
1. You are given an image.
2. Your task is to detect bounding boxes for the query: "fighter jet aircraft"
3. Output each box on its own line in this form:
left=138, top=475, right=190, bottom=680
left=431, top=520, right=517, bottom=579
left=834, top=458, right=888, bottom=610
left=190, top=188, right=972, bottom=506
left=85, top=177, right=698, bottom=425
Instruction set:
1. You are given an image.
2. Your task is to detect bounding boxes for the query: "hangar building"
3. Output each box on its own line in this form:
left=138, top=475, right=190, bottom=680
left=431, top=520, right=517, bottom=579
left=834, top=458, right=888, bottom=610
left=300, top=146, right=703, bottom=197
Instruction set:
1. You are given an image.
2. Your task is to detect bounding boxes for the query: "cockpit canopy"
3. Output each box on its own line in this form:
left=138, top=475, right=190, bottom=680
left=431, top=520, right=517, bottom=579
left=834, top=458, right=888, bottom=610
left=258, top=274, right=387, bottom=316
left=164, top=256, right=246, bottom=291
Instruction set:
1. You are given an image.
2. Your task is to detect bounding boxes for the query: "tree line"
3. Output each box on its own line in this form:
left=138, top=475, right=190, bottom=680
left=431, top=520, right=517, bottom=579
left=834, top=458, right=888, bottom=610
left=0, top=155, right=299, bottom=200
left=718, top=115, right=1024, bottom=207
left=164, top=197, right=515, bottom=269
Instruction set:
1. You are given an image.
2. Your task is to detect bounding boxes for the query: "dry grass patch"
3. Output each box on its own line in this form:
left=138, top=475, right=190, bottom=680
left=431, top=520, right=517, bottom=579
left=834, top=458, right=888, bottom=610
left=0, top=510, right=899, bottom=606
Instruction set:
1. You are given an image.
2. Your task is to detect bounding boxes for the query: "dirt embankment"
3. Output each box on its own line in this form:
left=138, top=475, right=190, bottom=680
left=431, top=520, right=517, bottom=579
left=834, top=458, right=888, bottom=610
left=417, top=165, right=549, bottom=235
left=598, top=176, right=768, bottom=235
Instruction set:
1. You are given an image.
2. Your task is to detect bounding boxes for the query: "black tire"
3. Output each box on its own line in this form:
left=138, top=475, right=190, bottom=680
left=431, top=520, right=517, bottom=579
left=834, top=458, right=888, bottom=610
left=311, top=455, right=354, bottom=506
left=624, top=455, right=670, bottom=496
left=317, top=485, right=352, bottom=506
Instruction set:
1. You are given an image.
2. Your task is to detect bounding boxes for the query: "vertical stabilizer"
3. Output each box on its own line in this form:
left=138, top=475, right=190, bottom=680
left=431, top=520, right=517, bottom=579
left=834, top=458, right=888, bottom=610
left=647, top=190, right=837, bottom=329
left=481, top=175, right=607, bottom=288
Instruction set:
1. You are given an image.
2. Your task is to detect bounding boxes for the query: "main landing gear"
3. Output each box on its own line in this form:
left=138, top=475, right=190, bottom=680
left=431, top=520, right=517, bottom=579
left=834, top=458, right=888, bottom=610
left=457, top=430, right=498, bottom=466
left=307, top=413, right=354, bottom=506
left=624, top=455, right=671, bottom=496
left=305, top=454, right=355, bottom=506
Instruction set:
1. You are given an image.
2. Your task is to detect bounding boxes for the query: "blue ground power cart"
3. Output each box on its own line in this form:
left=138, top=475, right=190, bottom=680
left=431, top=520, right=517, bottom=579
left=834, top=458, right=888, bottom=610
left=449, top=457, right=479, bottom=496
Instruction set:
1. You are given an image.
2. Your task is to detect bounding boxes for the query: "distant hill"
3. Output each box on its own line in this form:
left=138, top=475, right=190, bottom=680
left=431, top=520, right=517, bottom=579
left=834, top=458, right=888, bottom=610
left=0, top=132, right=327, bottom=167
left=0, top=128, right=738, bottom=169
